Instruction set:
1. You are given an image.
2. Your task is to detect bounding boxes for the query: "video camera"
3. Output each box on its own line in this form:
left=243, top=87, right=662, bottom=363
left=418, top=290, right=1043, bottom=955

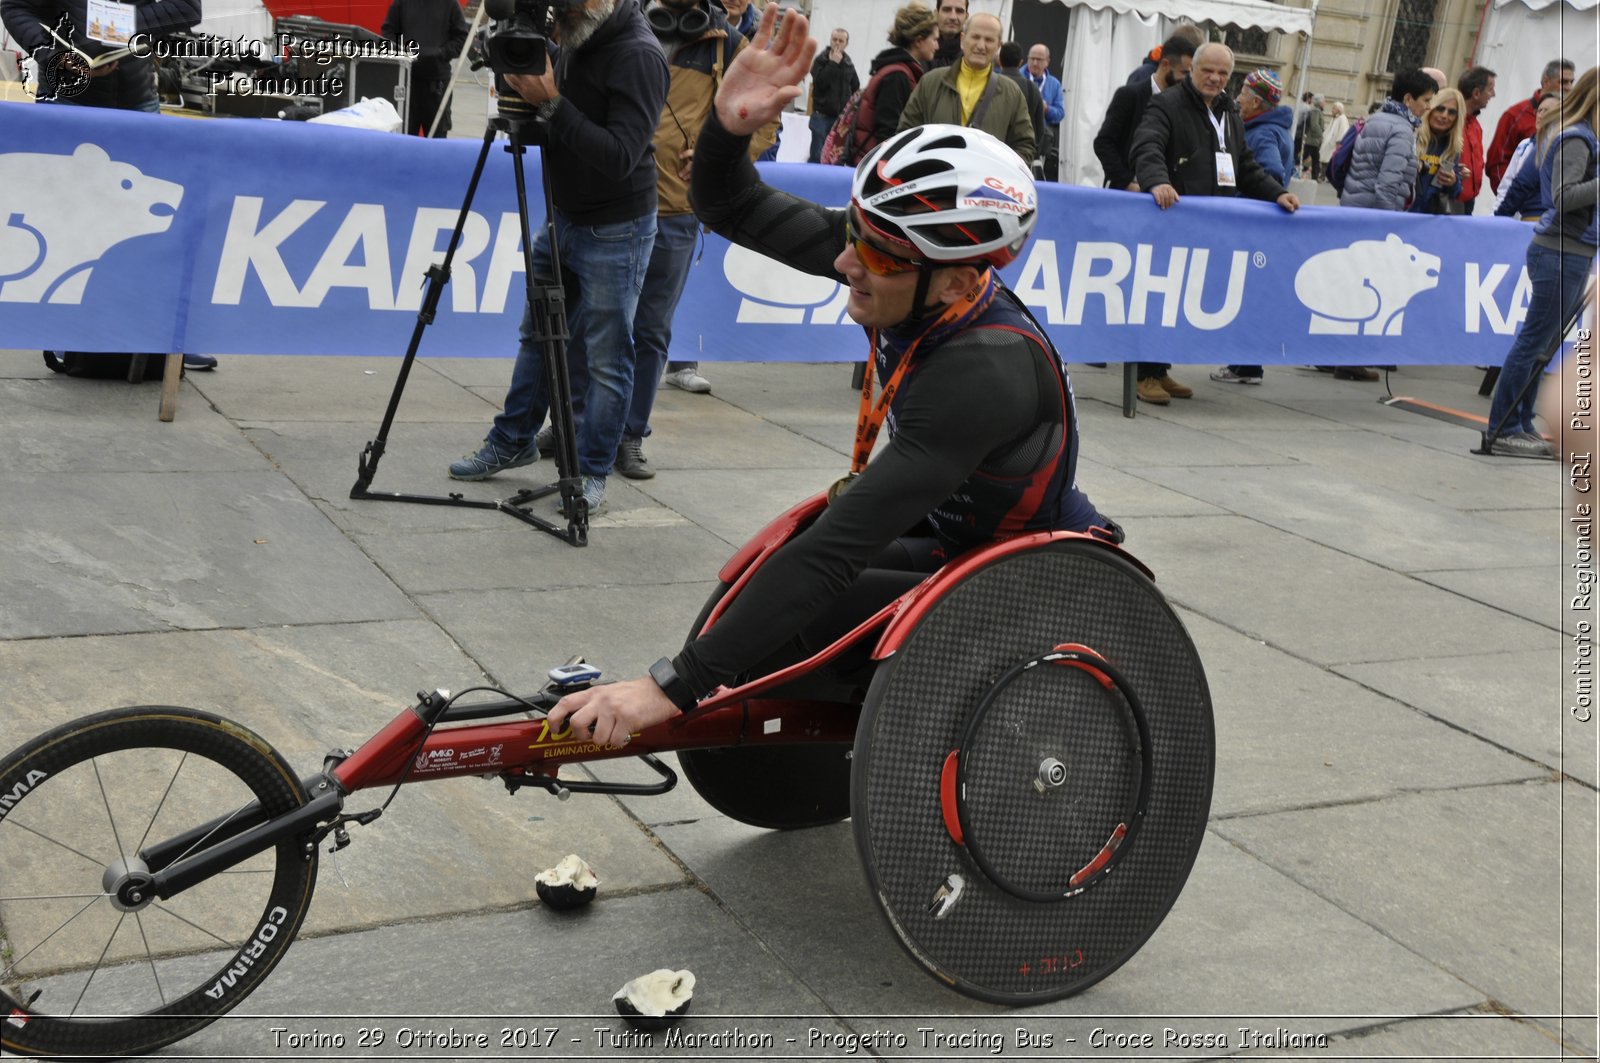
left=482, top=0, right=573, bottom=77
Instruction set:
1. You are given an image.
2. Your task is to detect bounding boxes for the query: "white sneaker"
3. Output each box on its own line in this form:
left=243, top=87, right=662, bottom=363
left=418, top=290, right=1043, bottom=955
left=662, top=367, right=711, bottom=394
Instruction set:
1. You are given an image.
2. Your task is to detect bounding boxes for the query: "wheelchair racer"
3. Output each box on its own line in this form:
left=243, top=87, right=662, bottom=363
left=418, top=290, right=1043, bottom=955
left=546, top=5, right=1116, bottom=746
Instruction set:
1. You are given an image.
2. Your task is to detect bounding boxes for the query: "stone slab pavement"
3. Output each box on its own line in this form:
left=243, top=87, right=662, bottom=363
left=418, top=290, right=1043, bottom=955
left=0, top=347, right=1593, bottom=1062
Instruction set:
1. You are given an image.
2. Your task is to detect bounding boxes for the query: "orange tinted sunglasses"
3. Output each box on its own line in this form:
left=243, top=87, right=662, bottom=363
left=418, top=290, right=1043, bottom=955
left=846, top=209, right=933, bottom=276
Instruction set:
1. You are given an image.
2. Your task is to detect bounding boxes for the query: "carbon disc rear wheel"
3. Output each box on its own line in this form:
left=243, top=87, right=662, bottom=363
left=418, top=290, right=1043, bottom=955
left=0, top=707, right=318, bottom=1058
left=851, top=539, right=1214, bottom=1004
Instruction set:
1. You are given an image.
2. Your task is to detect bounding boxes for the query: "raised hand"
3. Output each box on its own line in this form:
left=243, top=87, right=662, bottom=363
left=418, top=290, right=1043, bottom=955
left=714, top=4, right=817, bottom=136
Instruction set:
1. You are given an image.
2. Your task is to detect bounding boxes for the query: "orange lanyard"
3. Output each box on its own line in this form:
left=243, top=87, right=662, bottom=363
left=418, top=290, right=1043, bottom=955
left=848, top=270, right=994, bottom=476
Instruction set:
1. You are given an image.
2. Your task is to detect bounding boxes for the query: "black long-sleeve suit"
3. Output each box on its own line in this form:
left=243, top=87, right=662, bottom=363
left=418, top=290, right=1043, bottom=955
left=674, top=107, right=1105, bottom=699
left=1130, top=77, right=1284, bottom=200
left=1093, top=76, right=1155, bottom=189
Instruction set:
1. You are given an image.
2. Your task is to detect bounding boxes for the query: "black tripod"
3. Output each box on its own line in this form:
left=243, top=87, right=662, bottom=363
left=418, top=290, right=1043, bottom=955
left=351, top=115, right=588, bottom=546
left=1471, top=303, right=1583, bottom=458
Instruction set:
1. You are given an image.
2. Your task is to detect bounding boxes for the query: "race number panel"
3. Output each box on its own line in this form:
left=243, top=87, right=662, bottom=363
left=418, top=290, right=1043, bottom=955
left=851, top=539, right=1213, bottom=1003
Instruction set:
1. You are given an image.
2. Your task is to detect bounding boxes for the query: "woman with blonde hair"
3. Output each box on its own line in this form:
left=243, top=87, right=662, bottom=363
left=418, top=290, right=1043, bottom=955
left=1411, top=87, right=1467, bottom=213
left=1487, top=66, right=1600, bottom=458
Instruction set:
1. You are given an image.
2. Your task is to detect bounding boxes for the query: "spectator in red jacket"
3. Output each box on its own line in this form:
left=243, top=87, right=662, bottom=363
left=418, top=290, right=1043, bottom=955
left=1455, top=66, right=1496, bottom=211
left=1487, top=58, right=1575, bottom=192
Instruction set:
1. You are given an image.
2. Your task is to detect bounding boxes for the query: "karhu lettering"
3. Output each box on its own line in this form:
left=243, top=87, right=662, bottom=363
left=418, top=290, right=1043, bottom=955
left=204, top=906, right=288, bottom=1000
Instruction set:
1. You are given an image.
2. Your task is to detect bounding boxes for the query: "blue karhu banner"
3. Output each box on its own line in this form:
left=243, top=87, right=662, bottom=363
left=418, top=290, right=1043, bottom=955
left=0, top=101, right=1545, bottom=365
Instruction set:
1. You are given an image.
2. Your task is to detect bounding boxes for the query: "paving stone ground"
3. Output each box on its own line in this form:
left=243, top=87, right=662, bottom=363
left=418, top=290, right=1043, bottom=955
left=0, top=326, right=1593, bottom=1063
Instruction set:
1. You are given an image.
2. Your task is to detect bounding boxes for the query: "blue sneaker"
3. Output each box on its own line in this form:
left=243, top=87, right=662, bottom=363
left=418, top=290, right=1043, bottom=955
left=448, top=438, right=540, bottom=481
left=182, top=354, right=218, bottom=371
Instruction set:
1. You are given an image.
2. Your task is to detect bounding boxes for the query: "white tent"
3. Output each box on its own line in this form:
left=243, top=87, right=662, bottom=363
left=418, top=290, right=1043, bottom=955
left=1471, top=0, right=1599, bottom=211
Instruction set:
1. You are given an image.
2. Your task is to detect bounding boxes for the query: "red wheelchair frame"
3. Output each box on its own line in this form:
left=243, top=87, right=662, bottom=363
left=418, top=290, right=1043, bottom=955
left=333, top=492, right=1141, bottom=799
left=0, top=490, right=1177, bottom=1060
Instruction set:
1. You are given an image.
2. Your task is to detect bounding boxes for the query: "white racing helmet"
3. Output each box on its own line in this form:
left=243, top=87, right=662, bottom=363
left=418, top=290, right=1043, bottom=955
left=850, top=124, right=1038, bottom=270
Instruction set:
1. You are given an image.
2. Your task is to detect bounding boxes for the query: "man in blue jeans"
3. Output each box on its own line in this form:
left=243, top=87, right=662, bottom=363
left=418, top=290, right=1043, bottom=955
left=611, top=0, right=777, bottom=479
left=448, top=0, right=667, bottom=517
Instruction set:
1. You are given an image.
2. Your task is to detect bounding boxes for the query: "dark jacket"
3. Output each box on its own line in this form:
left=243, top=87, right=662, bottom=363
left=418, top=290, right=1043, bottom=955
left=1094, top=75, right=1156, bottom=188
left=809, top=49, right=859, bottom=118
left=862, top=46, right=923, bottom=156
left=1127, top=54, right=1158, bottom=85
left=928, top=31, right=961, bottom=70
left=1131, top=77, right=1285, bottom=201
left=382, top=0, right=468, bottom=82
left=546, top=0, right=668, bottom=224
left=1301, top=103, right=1326, bottom=149
left=1243, top=103, right=1294, bottom=185
left=1001, top=65, right=1046, bottom=154
left=1, top=0, right=196, bottom=54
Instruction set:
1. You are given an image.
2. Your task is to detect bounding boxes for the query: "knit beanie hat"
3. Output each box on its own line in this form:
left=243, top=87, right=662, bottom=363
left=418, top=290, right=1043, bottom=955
left=1243, top=69, right=1283, bottom=106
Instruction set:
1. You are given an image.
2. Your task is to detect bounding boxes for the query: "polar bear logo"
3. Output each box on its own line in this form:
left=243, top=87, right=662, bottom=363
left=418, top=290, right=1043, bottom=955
left=1294, top=232, right=1440, bottom=336
left=0, top=143, right=184, bottom=304
left=723, top=243, right=851, bottom=325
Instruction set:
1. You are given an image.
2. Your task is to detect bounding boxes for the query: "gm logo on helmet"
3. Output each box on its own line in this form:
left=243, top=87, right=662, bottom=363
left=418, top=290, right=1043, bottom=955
left=961, top=176, right=1035, bottom=216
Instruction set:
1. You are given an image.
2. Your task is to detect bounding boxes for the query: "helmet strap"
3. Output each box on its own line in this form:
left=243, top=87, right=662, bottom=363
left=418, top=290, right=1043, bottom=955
left=893, top=268, right=941, bottom=329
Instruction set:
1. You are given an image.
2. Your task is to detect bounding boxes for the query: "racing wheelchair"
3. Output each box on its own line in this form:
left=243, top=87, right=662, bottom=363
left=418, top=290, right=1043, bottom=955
left=0, top=493, right=1214, bottom=1058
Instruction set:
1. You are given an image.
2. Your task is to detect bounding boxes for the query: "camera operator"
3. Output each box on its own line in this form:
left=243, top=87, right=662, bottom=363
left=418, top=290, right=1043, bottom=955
left=449, top=0, right=668, bottom=520
left=3, top=0, right=198, bottom=109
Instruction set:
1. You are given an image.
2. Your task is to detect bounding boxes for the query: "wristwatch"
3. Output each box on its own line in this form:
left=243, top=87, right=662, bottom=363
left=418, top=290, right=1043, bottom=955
left=649, top=657, right=697, bottom=713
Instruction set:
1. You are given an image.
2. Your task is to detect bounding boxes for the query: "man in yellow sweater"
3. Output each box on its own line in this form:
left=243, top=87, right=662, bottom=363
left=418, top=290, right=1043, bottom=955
left=895, top=11, right=1034, bottom=163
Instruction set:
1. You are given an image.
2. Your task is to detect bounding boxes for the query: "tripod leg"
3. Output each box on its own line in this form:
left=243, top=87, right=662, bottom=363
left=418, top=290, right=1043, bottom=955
left=508, top=125, right=587, bottom=544
left=354, top=124, right=499, bottom=497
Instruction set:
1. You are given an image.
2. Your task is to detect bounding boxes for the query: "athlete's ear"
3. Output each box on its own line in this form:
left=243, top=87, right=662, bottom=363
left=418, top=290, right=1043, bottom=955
left=931, top=264, right=983, bottom=306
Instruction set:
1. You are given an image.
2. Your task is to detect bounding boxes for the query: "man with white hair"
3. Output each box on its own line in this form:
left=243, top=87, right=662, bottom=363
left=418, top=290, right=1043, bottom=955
left=1130, top=42, right=1299, bottom=404
left=897, top=10, right=1035, bottom=161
